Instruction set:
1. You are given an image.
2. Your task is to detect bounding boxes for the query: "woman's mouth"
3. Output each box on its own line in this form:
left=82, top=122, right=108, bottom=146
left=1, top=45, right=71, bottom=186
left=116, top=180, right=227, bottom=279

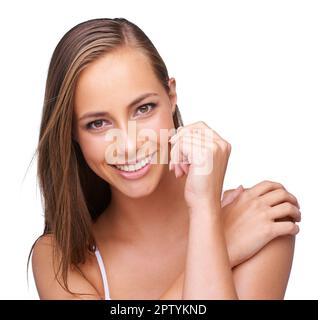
left=108, top=152, right=156, bottom=180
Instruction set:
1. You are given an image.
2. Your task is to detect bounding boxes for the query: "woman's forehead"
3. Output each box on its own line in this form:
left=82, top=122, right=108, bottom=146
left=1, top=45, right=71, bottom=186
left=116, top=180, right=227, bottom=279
left=74, top=48, right=163, bottom=114
left=76, top=48, right=159, bottom=94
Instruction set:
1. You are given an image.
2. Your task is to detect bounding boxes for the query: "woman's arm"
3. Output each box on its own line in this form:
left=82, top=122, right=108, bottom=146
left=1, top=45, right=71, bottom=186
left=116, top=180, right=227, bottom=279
left=168, top=123, right=299, bottom=300
left=159, top=187, right=243, bottom=300
left=159, top=233, right=295, bottom=300
left=233, top=234, right=296, bottom=299
left=159, top=181, right=300, bottom=300
left=181, top=201, right=238, bottom=299
left=169, top=122, right=237, bottom=299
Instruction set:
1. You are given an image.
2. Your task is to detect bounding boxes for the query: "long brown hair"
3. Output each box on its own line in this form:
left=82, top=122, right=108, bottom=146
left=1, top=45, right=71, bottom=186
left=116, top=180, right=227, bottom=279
left=27, top=17, right=183, bottom=298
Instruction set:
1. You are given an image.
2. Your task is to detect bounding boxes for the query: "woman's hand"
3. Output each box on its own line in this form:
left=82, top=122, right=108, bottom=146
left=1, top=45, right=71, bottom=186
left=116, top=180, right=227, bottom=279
left=221, top=180, right=301, bottom=267
left=221, top=185, right=245, bottom=208
left=169, top=122, right=231, bottom=210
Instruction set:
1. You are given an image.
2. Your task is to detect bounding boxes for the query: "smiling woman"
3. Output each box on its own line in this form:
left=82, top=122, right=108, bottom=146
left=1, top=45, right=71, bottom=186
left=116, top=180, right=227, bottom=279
left=27, top=17, right=184, bottom=300
left=28, top=17, right=300, bottom=300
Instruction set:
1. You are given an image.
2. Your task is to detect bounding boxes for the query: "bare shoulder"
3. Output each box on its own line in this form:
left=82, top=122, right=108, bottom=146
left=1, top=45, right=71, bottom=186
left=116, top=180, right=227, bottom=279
left=32, top=234, right=102, bottom=300
left=232, top=234, right=296, bottom=299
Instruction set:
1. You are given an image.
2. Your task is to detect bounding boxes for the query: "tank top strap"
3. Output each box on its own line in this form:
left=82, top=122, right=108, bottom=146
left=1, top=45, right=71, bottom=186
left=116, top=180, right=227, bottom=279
left=94, top=247, right=111, bottom=300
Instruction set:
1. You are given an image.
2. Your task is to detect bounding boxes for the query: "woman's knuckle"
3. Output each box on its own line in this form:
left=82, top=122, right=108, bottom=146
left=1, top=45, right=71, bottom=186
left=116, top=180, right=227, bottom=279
left=250, top=198, right=260, bottom=209
left=284, top=201, right=294, bottom=212
left=263, top=223, right=273, bottom=238
left=277, top=188, right=286, bottom=198
left=271, top=180, right=284, bottom=188
left=211, top=141, right=218, bottom=152
left=260, top=180, right=273, bottom=189
left=219, top=141, right=228, bottom=152
left=242, top=189, right=251, bottom=201
left=262, top=180, right=284, bottom=190
left=272, top=181, right=283, bottom=190
left=290, top=193, right=298, bottom=203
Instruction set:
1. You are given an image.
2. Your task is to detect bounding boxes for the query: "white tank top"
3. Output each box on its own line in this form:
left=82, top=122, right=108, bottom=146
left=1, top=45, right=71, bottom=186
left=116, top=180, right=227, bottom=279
left=94, top=247, right=111, bottom=300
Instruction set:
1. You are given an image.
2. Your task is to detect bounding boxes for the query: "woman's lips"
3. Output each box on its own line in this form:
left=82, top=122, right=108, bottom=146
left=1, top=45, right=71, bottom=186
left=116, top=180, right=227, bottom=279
left=109, top=152, right=156, bottom=180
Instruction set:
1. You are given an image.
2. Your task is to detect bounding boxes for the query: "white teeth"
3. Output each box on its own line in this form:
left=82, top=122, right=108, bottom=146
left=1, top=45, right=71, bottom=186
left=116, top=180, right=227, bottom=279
left=114, top=154, right=153, bottom=172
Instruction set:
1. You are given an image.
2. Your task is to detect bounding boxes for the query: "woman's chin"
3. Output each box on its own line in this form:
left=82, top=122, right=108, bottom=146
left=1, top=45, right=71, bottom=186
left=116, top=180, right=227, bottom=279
left=115, top=182, right=158, bottom=199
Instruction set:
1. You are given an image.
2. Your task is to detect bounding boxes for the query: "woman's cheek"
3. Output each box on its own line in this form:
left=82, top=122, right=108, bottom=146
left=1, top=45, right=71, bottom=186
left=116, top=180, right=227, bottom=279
left=140, top=110, right=174, bottom=163
left=79, top=133, right=108, bottom=166
left=144, top=109, right=174, bottom=137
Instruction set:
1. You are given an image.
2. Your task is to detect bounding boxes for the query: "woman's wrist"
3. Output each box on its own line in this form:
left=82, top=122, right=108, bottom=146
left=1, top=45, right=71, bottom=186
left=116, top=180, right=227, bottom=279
left=188, top=197, right=222, bottom=217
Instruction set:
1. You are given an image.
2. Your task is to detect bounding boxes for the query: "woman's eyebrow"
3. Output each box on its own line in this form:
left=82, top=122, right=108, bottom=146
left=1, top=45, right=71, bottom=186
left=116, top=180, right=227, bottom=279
left=78, top=92, right=159, bottom=121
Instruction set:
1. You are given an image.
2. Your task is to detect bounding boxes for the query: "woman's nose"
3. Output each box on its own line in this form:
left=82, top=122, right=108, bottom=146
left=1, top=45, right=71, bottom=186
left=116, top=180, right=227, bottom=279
left=123, top=133, right=138, bottom=164
left=114, top=122, right=141, bottom=164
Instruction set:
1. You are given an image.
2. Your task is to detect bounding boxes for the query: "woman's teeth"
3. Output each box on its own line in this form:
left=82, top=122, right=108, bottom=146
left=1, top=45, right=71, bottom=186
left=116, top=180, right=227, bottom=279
left=113, top=154, right=153, bottom=172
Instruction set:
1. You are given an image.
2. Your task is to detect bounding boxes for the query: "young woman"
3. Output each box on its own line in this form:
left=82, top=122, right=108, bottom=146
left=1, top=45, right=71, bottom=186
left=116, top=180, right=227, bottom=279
left=28, top=17, right=301, bottom=300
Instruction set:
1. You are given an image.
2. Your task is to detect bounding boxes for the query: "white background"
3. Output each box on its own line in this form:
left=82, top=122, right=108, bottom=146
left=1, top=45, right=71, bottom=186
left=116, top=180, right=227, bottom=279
left=0, top=0, right=317, bottom=299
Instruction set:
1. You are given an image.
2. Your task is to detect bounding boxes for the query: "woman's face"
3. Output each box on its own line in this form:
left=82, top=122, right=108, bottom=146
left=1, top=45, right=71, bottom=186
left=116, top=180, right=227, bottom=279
left=73, top=47, right=177, bottom=198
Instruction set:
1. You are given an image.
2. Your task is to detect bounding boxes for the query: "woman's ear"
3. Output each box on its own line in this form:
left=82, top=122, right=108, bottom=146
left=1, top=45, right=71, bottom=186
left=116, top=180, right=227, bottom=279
left=168, top=77, right=177, bottom=113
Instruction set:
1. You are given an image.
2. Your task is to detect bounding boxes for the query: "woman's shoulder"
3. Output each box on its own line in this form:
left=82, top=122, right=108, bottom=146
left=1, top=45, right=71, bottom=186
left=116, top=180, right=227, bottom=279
left=32, top=234, right=103, bottom=300
left=32, top=234, right=56, bottom=266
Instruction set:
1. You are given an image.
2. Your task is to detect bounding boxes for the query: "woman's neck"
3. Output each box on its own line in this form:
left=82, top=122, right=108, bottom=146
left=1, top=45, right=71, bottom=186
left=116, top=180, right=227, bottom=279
left=96, top=167, right=189, bottom=246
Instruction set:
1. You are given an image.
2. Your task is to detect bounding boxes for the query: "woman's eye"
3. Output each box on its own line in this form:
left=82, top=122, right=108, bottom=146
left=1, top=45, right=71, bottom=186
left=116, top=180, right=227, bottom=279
left=135, top=103, right=157, bottom=117
left=85, top=103, right=157, bottom=130
left=86, top=119, right=108, bottom=130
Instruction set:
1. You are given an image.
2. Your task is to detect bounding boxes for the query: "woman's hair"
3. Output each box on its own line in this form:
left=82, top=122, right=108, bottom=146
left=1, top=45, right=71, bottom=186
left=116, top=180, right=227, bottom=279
left=27, top=17, right=183, bottom=298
